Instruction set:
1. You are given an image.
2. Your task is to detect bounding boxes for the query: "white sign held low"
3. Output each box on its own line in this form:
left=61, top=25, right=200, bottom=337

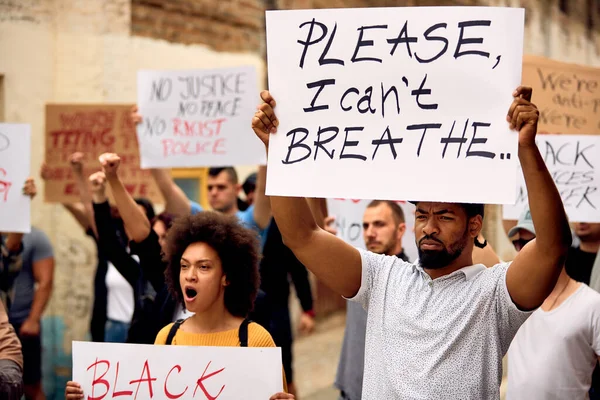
left=0, top=124, right=31, bottom=233
left=137, top=66, right=265, bottom=168
left=72, top=341, right=283, bottom=400
left=265, top=6, right=524, bottom=203
left=503, top=134, right=600, bottom=223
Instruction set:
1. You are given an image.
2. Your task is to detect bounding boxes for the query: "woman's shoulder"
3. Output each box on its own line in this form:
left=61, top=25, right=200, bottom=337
left=247, top=322, right=276, bottom=347
left=154, top=323, right=176, bottom=345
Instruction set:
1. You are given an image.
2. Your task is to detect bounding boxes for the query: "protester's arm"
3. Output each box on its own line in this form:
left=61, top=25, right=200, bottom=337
left=69, top=153, right=97, bottom=236
left=252, top=91, right=362, bottom=298
left=506, top=87, right=571, bottom=310
left=89, top=172, right=140, bottom=286
left=307, top=198, right=327, bottom=229
left=149, top=168, right=194, bottom=216
left=133, top=229, right=167, bottom=293
left=99, top=153, right=151, bottom=243
left=19, top=231, right=54, bottom=337
left=252, top=165, right=271, bottom=229
left=62, top=203, right=91, bottom=232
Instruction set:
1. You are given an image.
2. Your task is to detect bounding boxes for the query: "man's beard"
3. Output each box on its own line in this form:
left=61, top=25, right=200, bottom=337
left=418, top=228, right=469, bottom=270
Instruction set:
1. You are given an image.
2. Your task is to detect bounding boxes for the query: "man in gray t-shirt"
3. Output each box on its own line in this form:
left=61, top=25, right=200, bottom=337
left=252, top=86, right=573, bottom=398
left=329, top=200, right=409, bottom=400
left=6, top=227, right=54, bottom=400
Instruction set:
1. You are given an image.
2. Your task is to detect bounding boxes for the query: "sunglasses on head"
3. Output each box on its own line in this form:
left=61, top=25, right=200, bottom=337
left=512, top=237, right=533, bottom=251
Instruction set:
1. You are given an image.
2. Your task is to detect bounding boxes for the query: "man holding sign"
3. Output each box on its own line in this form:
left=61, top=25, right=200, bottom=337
left=251, top=86, right=571, bottom=398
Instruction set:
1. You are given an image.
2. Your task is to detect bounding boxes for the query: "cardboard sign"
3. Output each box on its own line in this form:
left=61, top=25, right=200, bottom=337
left=265, top=7, right=524, bottom=204
left=72, top=341, right=283, bottom=400
left=136, top=66, right=265, bottom=168
left=523, top=55, right=600, bottom=135
left=326, top=198, right=418, bottom=262
left=0, top=124, right=31, bottom=233
left=503, top=134, right=600, bottom=222
left=44, top=104, right=161, bottom=204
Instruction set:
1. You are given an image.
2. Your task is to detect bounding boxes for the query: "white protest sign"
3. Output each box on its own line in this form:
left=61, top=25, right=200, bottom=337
left=265, top=7, right=524, bottom=203
left=72, top=341, right=283, bottom=400
left=326, top=198, right=418, bottom=261
left=503, top=134, right=600, bottom=222
left=0, top=124, right=31, bottom=233
left=137, top=66, right=265, bottom=168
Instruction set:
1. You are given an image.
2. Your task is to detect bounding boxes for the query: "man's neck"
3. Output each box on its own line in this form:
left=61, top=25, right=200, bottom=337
left=424, top=254, right=475, bottom=280
left=579, top=240, right=600, bottom=254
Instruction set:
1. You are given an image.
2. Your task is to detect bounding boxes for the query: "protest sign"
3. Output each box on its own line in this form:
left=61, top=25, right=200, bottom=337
left=44, top=104, right=161, bottom=204
left=136, top=66, right=265, bottom=168
left=0, top=124, right=31, bottom=233
left=523, top=55, right=600, bottom=135
left=265, top=7, right=524, bottom=204
left=503, top=134, right=600, bottom=222
left=326, top=198, right=417, bottom=261
left=72, top=341, right=283, bottom=400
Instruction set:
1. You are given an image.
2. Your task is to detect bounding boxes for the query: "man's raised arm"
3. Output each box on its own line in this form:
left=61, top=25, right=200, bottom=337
left=252, top=91, right=362, bottom=298
left=506, top=86, right=572, bottom=310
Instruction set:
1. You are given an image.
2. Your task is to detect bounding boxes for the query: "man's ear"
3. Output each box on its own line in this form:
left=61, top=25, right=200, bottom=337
left=469, top=215, right=483, bottom=238
left=397, top=222, right=407, bottom=239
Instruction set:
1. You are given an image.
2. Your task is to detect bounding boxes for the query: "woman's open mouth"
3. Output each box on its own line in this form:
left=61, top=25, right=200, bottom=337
left=184, top=287, right=197, bottom=302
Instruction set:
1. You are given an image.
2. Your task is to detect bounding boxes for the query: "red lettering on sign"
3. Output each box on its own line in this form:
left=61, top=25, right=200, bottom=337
left=172, top=118, right=226, bottom=138
left=164, top=365, right=188, bottom=399
left=161, top=139, right=228, bottom=157
left=64, top=183, right=76, bottom=195
left=86, top=358, right=110, bottom=400
left=128, top=360, right=157, bottom=400
left=112, top=362, right=133, bottom=397
left=0, top=168, right=12, bottom=202
left=193, top=361, right=225, bottom=400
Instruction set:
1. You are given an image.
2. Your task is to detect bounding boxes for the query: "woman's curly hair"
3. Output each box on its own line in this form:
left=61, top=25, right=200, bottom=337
left=162, top=211, right=261, bottom=317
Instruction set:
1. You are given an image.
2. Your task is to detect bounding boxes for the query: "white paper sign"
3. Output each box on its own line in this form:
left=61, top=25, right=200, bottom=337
left=0, top=124, right=31, bottom=233
left=503, top=134, right=600, bottom=222
left=72, top=341, right=283, bottom=400
left=265, top=7, right=524, bottom=203
left=326, top=199, right=418, bottom=262
left=137, top=66, right=265, bottom=168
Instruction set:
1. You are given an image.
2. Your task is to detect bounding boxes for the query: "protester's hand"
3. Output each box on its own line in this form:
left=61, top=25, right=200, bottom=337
left=269, top=393, right=295, bottom=399
left=40, top=163, right=52, bottom=181
left=22, top=178, right=36, bottom=199
left=69, top=152, right=85, bottom=175
left=324, top=216, right=338, bottom=235
left=99, top=153, right=121, bottom=179
left=89, top=172, right=107, bottom=203
left=298, top=312, right=316, bottom=335
left=252, top=90, right=278, bottom=147
left=130, top=105, right=142, bottom=125
left=65, top=381, right=84, bottom=400
left=507, top=86, right=539, bottom=147
left=19, top=318, right=40, bottom=337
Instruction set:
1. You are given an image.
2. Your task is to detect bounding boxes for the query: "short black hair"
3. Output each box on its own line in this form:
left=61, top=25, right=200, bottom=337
left=134, top=197, right=156, bottom=221
left=208, top=167, right=238, bottom=184
left=152, top=211, right=174, bottom=230
left=367, top=200, right=405, bottom=224
left=163, top=212, right=260, bottom=318
left=242, top=172, right=257, bottom=195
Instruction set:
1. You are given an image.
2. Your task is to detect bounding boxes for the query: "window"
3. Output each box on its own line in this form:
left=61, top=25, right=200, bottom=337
left=171, top=168, right=209, bottom=209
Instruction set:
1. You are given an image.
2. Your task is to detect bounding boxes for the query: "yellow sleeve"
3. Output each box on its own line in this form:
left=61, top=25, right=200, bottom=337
left=247, top=323, right=288, bottom=393
left=154, top=323, right=174, bottom=345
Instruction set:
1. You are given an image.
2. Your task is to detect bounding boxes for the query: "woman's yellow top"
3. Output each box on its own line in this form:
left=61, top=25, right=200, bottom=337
left=155, top=321, right=287, bottom=392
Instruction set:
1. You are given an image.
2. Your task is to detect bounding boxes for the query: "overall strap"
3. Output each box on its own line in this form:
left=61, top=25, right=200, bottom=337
left=166, top=319, right=185, bottom=345
left=238, top=318, right=251, bottom=347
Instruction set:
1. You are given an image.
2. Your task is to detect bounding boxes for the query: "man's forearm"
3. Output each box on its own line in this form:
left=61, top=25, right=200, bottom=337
left=27, top=283, right=52, bottom=321
left=270, top=196, right=319, bottom=249
left=253, top=165, right=271, bottom=229
left=520, top=144, right=571, bottom=252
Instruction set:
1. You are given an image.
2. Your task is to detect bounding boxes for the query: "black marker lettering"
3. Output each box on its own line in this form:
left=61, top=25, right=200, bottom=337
left=313, top=126, right=339, bottom=160
left=340, top=88, right=359, bottom=112
left=303, top=79, right=336, bottom=112
left=454, top=20, right=491, bottom=59
left=357, top=87, right=376, bottom=114
left=387, top=21, right=417, bottom=57
left=340, top=127, right=367, bottom=160
left=411, top=74, right=438, bottom=110
left=371, top=126, right=403, bottom=160
left=407, top=123, right=442, bottom=157
left=319, top=23, right=345, bottom=66
left=282, top=128, right=311, bottom=164
left=351, top=25, right=388, bottom=63
left=440, top=119, right=468, bottom=158
left=414, top=23, right=448, bottom=63
left=466, top=122, right=495, bottom=158
left=381, top=83, right=400, bottom=118
left=298, top=19, right=329, bottom=68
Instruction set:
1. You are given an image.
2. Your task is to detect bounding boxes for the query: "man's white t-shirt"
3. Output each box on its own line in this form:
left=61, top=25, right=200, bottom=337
left=507, top=283, right=600, bottom=400
left=350, top=249, right=531, bottom=399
